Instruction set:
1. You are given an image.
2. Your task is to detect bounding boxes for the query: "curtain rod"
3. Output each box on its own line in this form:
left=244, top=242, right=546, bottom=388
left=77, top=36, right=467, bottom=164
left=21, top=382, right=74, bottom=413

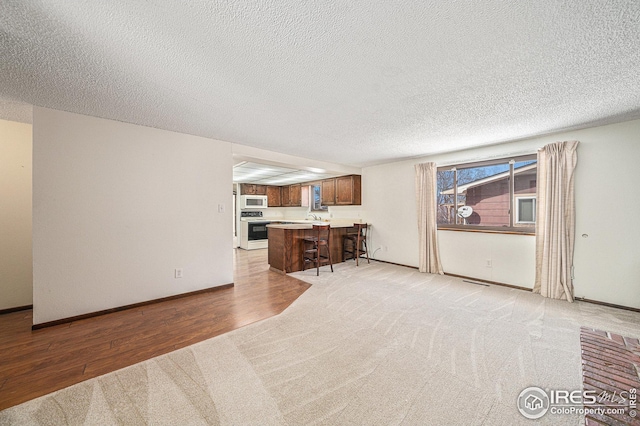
left=435, top=150, right=538, bottom=168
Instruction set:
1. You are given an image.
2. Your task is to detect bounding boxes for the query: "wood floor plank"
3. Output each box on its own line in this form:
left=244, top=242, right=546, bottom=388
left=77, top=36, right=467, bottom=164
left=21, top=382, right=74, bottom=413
left=0, top=249, right=310, bottom=410
left=0, top=364, right=88, bottom=409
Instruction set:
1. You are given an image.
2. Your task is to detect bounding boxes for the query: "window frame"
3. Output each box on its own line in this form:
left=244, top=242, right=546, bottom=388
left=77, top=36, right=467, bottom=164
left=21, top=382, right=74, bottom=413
left=515, top=196, right=537, bottom=224
left=436, top=154, right=537, bottom=235
left=309, top=184, right=328, bottom=212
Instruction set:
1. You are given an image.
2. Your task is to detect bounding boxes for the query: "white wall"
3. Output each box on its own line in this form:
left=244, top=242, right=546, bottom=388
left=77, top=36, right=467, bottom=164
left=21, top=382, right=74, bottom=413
left=362, top=159, right=419, bottom=266
left=572, top=120, right=640, bottom=308
left=0, top=119, right=33, bottom=310
left=363, top=119, right=640, bottom=308
left=32, top=108, right=233, bottom=324
left=438, top=231, right=535, bottom=288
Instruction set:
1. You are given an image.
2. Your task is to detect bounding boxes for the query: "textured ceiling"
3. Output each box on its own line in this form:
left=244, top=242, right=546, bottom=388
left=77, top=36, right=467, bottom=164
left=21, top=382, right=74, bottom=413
left=0, top=97, right=32, bottom=124
left=1, top=1, right=639, bottom=167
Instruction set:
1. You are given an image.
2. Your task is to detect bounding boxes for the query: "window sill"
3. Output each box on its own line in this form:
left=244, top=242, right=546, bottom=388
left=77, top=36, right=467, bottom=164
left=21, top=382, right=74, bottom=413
left=437, top=226, right=535, bottom=236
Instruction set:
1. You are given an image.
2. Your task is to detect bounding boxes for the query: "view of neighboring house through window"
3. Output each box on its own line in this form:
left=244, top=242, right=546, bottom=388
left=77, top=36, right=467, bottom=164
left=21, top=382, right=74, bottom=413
left=310, top=184, right=327, bottom=211
left=436, top=155, right=537, bottom=233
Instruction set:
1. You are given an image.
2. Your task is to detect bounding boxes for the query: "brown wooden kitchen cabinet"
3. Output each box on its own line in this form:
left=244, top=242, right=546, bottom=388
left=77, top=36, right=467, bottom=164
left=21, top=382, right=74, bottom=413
left=240, top=184, right=267, bottom=195
left=281, top=185, right=290, bottom=206
left=320, top=175, right=361, bottom=205
left=240, top=184, right=252, bottom=195
left=268, top=224, right=353, bottom=273
left=281, top=184, right=302, bottom=207
left=336, top=175, right=361, bottom=205
left=288, top=184, right=302, bottom=206
left=267, top=185, right=282, bottom=207
left=240, top=174, right=360, bottom=207
left=321, top=178, right=336, bottom=205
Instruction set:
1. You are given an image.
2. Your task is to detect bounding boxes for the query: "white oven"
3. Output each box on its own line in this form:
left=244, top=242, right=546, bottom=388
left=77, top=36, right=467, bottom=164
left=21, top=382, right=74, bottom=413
left=240, top=220, right=271, bottom=250
left=240, top=195, right=268, bottom=209
left=238, top=211, right=271, bottom=250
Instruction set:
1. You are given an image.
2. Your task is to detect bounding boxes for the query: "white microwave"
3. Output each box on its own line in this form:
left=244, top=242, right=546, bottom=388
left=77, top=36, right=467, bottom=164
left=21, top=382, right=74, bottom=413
left=240, top=195, right=268, bottom=209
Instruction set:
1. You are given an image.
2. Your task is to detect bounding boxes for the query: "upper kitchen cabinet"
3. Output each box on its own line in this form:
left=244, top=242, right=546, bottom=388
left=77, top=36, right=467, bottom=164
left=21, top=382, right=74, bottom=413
left=267, top=185, right=282, bottom=207
left=290, top=184, right=302, bottom=207
left=321, top=178, right=336, bottom=206
left=240, top=184, right=267, bottom=195
left=282, top=184, right=302, bottom=207
left=336, top=175, right=361, bottom=205
left=322, top=175, right=361, bottom=205
left=239, top=175, right=360, bottom=207
left=281, top=184, right=290, bottom=206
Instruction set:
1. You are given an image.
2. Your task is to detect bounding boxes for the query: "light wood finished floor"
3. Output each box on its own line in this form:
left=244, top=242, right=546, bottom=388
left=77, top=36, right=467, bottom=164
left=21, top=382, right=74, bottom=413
left=0, top=249, right=310, bottom=411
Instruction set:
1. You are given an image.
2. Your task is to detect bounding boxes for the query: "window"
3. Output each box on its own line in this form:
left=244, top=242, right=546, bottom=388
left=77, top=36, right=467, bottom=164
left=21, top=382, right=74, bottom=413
left=516, top=196, right=536, bottom=224
left=437, top=155, right=537, bottom=233
left=310, top=184, right=327, bottom=211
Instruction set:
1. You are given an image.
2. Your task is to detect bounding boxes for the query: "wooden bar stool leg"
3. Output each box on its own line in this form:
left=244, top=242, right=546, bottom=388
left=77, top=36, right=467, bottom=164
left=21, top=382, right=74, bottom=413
left=316, top=242, right=319, bottom=276
left=303, top=225, right=332, bottom=276
left=363, top=238, right=369, bottom=263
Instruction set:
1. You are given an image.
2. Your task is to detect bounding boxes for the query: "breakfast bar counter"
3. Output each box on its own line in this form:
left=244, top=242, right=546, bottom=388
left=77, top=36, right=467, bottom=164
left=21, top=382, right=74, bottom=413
left=267, top=222, right=362, bottom=273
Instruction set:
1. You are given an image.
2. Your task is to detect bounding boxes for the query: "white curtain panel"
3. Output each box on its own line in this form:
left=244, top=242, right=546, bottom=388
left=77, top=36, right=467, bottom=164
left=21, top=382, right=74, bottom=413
left=415, top=162, right=444, bottom=274
left=534, top=141, right=579, bottom=302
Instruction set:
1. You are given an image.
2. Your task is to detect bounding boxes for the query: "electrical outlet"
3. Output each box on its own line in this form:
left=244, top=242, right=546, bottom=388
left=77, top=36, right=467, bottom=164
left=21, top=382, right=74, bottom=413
left=217, top=204, right=225, bottom=213
left=175, top=268, right=183, bottom=278
left=485, top=259, right=492, bottom=268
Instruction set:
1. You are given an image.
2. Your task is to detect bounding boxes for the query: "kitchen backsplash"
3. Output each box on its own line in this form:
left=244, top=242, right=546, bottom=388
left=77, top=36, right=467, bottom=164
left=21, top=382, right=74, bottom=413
left=260, top=205, right=365, bottom=221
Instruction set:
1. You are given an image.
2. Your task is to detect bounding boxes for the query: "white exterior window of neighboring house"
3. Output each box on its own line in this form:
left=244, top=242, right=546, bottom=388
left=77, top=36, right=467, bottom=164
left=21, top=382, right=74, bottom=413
left=516, top=196, right=536, bottom=224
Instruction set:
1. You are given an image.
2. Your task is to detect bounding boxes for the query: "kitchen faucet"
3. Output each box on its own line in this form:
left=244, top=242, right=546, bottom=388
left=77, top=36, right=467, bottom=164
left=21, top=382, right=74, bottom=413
left=307, top=213, right=320, bottom=220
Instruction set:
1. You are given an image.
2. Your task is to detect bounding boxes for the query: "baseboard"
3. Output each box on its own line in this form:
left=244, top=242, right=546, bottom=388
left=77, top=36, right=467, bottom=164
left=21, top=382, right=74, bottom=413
left=32, top=283, right=234, bottom=330
left=444, top=273, right=532, bottom=291
left=445, top=273, right=640, bottom=313
left=576, top=297, right=640, bottom=314
left=0, top=304, right=33, bottom=315
left=269, top=266, right=288, bottom=275
left=371, top=260, right=530, bottom=292
left=371, top=258, right=419, bottom=270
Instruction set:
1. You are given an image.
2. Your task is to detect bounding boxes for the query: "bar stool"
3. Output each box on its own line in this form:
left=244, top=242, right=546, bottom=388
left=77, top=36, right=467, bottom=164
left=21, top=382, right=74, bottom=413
left=302, top=224, right=334, bottom=276
left=343, top=223, right=369, bottom=266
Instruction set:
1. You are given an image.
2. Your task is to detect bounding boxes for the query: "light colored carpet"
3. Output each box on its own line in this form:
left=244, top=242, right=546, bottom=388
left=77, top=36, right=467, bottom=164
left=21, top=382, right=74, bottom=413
left=2, top=261, right=640, bottom=425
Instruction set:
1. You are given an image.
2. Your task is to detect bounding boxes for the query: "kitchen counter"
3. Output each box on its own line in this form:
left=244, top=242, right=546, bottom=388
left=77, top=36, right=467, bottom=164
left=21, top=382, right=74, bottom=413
left=267, top=221, right=368, bottom=274
left=266, top=221, right=355, bottom=230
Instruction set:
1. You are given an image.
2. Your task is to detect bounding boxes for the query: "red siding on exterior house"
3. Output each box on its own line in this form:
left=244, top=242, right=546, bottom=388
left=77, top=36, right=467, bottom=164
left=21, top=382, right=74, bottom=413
left=466, top=180, right=510, bottom=226
left=514, top=169, right=537, bottom=194
left=465, top=168, right=537, bottom=227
